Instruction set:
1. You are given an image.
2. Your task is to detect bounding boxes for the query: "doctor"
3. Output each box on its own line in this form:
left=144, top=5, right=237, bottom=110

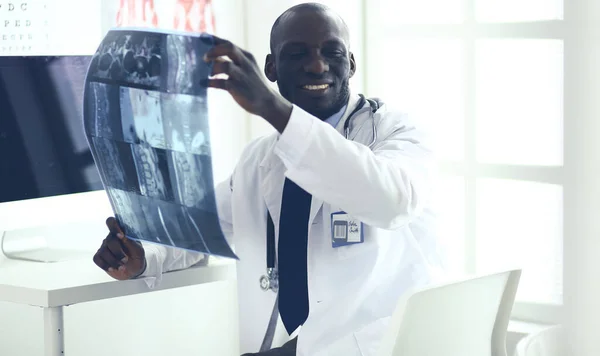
left=93, top=2, right=442, bottom=355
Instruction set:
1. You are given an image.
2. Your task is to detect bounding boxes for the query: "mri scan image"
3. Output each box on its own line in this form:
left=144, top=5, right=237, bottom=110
left=86, top=82, right=124, bottom=141
left=120, top=87, right=167, bottom=148
left=131, top=143, right=173, bottom=201
left=88, top=30, right=162, bottom=89
left=161, top=92, right=210, bottom=155
left=84, top=29, right=236, bottom=259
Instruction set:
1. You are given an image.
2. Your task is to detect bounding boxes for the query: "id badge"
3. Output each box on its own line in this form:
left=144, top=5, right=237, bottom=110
left=331, top=211, right=364, bottom=248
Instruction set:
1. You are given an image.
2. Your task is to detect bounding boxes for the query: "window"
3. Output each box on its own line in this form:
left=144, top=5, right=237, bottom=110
left=365, top=0, right=565, bottom=323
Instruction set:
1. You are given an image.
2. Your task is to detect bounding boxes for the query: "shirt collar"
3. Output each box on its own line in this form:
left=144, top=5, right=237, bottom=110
left=324, top=105, right=347, bottom=128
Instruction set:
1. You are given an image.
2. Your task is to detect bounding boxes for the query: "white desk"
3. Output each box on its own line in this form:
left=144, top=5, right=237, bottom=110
left=0, top=253, right=236, bottom=356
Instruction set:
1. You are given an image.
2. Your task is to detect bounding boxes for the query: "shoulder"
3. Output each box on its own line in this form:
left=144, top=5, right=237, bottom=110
left=372, top=99, right=430, bottom=142
left=372, top=99, right=411, bottom=126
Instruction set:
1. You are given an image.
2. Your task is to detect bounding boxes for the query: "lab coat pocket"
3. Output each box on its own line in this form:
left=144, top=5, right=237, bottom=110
left=353, top=316, right=391, bottom=356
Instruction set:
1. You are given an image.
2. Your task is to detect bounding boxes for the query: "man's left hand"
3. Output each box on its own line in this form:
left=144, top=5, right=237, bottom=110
left=202, top=35, right=292, bottom=133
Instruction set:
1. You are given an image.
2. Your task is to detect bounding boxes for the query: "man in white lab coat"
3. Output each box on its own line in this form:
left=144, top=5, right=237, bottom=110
left=93, top=3, right=443, bottom=355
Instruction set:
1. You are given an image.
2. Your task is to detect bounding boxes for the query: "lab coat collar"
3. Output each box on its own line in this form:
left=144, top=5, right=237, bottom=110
left=324, top=104, right=347, bottom=128
left=335, top=91, right=362, bottom=133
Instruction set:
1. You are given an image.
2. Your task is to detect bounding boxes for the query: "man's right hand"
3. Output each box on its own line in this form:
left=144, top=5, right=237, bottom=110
left=93, top=217, right=146, bottom=280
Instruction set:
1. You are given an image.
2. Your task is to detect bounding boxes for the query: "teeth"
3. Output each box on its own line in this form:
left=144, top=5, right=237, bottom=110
left=303, top=84, right=329, bottom=90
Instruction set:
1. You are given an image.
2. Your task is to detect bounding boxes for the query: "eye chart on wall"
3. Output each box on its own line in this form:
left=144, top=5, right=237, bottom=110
left=83, top=28, right=236, bottom=258
left=0, top=0, right=103, bottom=55
left=0, top=0, right=215, bottom=56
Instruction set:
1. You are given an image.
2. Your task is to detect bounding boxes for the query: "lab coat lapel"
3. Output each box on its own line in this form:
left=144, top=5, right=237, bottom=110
left=259, top=141, right=286, bottom=226
left=260, top=149, right=322, bottom=228
left=308, top=194, right=324, bottom=225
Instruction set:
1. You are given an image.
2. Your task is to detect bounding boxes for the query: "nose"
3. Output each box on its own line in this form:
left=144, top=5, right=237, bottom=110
left=304, top=51, right=329, bottom=74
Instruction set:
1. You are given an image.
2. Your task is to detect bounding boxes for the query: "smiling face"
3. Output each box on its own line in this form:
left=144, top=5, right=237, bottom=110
left=265, top=7, right=356, bottom=120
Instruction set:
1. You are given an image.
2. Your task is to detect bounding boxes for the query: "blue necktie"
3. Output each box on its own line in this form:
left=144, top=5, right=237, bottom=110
left=278, top=177, right=312, bottom=335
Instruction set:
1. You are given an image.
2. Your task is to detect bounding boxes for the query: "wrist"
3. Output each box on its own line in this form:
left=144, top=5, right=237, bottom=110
left=260, top=91, right=293, bottom=133
left=130, top=258, right=147, bottom=279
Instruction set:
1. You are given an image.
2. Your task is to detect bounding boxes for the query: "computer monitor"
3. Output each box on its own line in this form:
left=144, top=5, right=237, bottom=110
left=0, top=56, right=114, bottom=262
left=0, top=52, right=249, bottom=263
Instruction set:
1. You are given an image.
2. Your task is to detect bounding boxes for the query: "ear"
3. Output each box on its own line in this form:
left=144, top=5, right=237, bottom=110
left=349, top=52, right=357, bottom=78
left=264, top=54, right=278, bottom=82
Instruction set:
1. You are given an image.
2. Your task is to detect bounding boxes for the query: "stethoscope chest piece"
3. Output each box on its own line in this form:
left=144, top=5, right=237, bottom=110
left=260, top=267, right=279, bottom=292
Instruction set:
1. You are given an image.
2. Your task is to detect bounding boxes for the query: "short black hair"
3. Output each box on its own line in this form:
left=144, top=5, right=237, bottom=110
left=269, top=2, right=348, bottom=54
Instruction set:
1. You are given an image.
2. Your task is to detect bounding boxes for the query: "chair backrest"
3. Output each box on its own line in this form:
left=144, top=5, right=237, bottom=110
left=377, top=269, right=522, bottom=356
left=514, top=325, right=564, bottom=356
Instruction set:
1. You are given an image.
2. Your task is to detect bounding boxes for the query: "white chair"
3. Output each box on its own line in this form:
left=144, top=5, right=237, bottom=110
left=377, top=269, right=522, bottom=356
left=514, top=325, right=564, bottom=356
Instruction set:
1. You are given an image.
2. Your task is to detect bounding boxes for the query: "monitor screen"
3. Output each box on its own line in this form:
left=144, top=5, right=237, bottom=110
left=0, top=56, right=103, bottom=203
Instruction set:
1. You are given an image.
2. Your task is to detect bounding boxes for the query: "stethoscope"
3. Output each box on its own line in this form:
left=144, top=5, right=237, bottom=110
left=259, top=94, right=381, bottom=292
left=259, top=212, right=279, bottom=292
left=343, top=94, right=381, bottom=148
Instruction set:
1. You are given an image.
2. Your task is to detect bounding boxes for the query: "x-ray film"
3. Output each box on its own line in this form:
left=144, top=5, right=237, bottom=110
left=83, top=28, right=236, bottom=259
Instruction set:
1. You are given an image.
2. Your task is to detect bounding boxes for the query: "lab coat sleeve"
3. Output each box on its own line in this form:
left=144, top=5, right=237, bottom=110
left=274, top=105, right=434, bottom=230
left=139, top=176, right=235, bottom=288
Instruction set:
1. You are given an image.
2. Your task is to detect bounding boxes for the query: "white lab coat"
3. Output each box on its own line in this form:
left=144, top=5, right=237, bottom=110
left=140, top=93, right=444, bottom=356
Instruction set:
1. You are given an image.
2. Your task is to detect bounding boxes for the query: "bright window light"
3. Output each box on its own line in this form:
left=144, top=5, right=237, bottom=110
left=375, top=39, right=465, bottom=161
left=475, top=39, right=564, bottom=166
left=373, top=0, right=464, bottom=25
left=476, top=178, right=563, bottom=305
left=434, top=175, right=466, bottom=277
left=368, top=0, right=567, bottom=323
left=476, top=0, right=564, bottom=23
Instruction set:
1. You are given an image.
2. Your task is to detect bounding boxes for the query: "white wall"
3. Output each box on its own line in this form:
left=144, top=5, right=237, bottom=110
left=563, top=0, right=600, bottom=355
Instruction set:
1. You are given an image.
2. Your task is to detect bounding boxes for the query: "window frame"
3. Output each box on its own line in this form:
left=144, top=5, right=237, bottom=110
left=363, top=0, right=567, bottom=324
